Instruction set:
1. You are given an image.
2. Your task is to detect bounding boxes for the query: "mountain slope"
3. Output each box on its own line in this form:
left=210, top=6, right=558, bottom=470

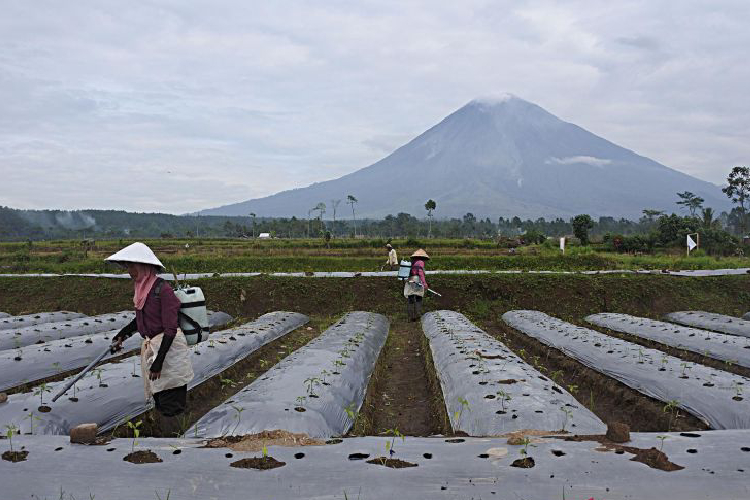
left=200, top=96, right=729, bottom=219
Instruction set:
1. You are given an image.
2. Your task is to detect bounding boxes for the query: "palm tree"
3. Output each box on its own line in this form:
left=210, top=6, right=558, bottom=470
left=314, top=202, right=326, bottom=235
left=425, top=199, right=437, bottom=238
left=347, top=195, right=358, bottom=238
left=701, top=207, right=716, bottom=230
left=329, top=199, right=341, bottom=238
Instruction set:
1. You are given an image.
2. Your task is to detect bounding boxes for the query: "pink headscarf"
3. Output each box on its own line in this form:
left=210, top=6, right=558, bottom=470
left=132, top=263, right=159, bottom=310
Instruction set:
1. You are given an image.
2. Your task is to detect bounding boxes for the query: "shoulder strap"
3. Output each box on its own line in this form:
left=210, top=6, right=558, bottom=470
left=151, top=278, right=165, bottom=298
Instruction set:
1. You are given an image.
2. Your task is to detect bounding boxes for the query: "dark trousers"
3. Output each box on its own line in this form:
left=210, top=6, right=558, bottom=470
left=407, top=295, right=423, bottom=321
left=154, top=384, right=187, bottom=417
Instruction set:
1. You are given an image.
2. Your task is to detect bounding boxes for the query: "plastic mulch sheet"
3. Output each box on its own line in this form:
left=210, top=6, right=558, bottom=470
left=0, top=312, right=9, bottom=319
left=189, top=311, right=389, bottom=439
left=503, top=310, right=750, bottom=430
left=422, top=310, right=605, bottom=436
left=0, top=311, right=234, bottom=392
left=663, top=311, right=750, bottom=338
left=0, top=311, right=87, bottom=331
left=0, top=311, right=134, bottom=351
left=586, top=313, right=750, bottom=369
left=0, top=312, right=308, bottom=435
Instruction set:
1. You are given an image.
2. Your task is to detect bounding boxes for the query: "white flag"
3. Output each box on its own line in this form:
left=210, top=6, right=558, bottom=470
left=687, top=234, right=697, bottom=251
left=559, top=237, right=565, bottom=251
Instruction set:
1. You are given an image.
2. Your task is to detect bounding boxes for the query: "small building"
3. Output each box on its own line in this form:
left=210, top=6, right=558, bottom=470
left=258, top=232, right=271, bottom=239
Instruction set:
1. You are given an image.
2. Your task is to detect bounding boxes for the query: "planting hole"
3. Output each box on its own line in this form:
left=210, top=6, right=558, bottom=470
left=478, top=453, right=489, bottom=459
left=225, top=453, right=233, bottom=458
left=680, top=433, right=701, bottom=438
left=107, top=448, right=116, bottom=452
left=173, top=449, right=181, bottom=455
left=38, top=405, right=51, bottom=413
left=423, top=453, right=432, bottom=459
left=740, top=447, right=750, bottom=452
left=445, top=438, right=465, bottom=443
left=231, top=457, right=286, bottom=470
left=510, top=457, right=535, bottom=468
left=294, top=452, right=305, bottom=459
left=484, top=394, right=496, bottom=399
left=496, top=410, right=507, bottom=415
left=686, top=449, right=698, bottom=454
left=294, top=407, right=306, bottom=412
left=551, top=450, right=566, bottom=457
left=348, top=453, right=369, bottom=461
left=55, top=447, right=63, bottom=451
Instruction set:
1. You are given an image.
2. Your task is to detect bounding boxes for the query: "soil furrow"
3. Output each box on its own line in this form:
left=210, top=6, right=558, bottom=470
left=482, top=321, right=710, bottom=432
left=354, top=318, right=449, bottom=437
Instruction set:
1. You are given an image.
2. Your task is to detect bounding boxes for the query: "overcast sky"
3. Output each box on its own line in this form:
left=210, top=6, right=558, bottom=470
left=1, top=0, right=748, bottom=214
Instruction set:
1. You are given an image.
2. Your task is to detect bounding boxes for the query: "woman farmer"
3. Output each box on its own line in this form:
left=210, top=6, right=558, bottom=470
left=107, top=242, right=194, bottom=435
left=404, top=249, right=430, bottom=322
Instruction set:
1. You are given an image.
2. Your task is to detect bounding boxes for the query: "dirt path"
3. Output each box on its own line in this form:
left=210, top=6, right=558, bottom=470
left=355, top=318, right=449, bottom=437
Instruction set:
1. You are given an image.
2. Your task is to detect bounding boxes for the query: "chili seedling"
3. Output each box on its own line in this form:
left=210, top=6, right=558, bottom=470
left=496, top=390, right=511, bottom=411
left=4, top=424, right=18, bottom=452
left=231, top=405, right=245, bottom=434
left=25, top=411, right=41, bottom=434
left=559, top=406, right=573, bottom=432
left=126, top=420, right=142, bottom=453
left=33, top=382, right=51, bottom=406
left=304, top=377, right=321, bottom=397
left=656, top=435, right=668, bottom=451
left=384, top=428, right=405, bottom=457
left=453, top=397, right=470, bottom=428
left=662, top=400, right=680, bottom=431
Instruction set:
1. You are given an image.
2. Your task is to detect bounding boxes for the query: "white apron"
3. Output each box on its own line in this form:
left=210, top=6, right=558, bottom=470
left=140, top=329, right=194, bottom=399
left=403, top=275, right=426, bottom=298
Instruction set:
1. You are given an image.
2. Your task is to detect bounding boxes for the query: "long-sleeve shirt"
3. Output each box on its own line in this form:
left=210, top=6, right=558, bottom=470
left=387, top=249, right=398, bottom=265
left=410, top=260, right=428, bottom=290
left=119, top=280, right=181, bottom=339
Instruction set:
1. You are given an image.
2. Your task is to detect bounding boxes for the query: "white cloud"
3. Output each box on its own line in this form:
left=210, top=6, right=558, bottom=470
left=0, top=0, right=748, bottom=213
left=545, top=156, right=612, bottom=168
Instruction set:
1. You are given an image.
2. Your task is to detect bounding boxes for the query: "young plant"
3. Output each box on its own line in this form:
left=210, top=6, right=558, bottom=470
left=295, top=395, right=307, bottom=408
left=259, top=359, right=268, bottom=369
left=384, top=428, right=405, bottom=457
left=520, top=437, right=536, bottom=457
left=567, top=384, right=578, bottom=395
left=25, top=411, right=41, bottom=434
left=304, top=377, right=321, bottom=397
left=344, top=402, right=358, bottom=422
left=496, top=390, right=511, bottom=411
left=126, top=420, right=142, bottom=453
left=453, top=397, right=470, bottom=428
left=733, top=381, right=744, bottom=400
left=231, top=405, right=245, bottom=434
left=679, top=363, right=692, bottom=378
left=656, top=435, right=668, bottom=451
left=261, top=445, right=269, bottom=459
left=550, top=370, right=563, bottom=384
left=220, top=377, right=236, bottom=390
left=33, top=382, right=51, bottom=406
left=320, top=369, right=330, bottom=385
left=559, top=406, right=573, bottom=432
left=663, top=400, right=680, bottom=431
left=4, top=424, right=18, bottom=452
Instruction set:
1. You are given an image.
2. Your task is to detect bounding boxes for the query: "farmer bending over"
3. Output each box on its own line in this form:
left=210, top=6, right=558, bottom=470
left=108, top=242, right=194, bottom=436
left=385, top=243, right=398, bottom=270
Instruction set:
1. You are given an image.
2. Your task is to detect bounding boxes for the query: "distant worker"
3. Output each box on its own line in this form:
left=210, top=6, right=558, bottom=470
left=385, top=243, right=398, bottom=271
left=404, top=249, right=430, bottom=322
left=107, top=242, right=194, bottom=436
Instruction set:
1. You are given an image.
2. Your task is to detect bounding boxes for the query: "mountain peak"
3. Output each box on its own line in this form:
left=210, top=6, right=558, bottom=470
left=469, top=93, right=520, bottom=106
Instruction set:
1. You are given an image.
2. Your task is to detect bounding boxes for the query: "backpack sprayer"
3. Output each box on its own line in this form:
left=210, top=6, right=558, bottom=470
left=398, top=259, right=442, bottom=296
left=52, top=269, right=210, bottom=402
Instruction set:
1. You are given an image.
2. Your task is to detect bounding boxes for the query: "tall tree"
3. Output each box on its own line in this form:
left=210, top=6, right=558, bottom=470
left=571, top=214, right=594, bottom=245
left=314, top=202, right=326, bottom=235
left=641, top=209, right=664, bottom=224
left=701, top=207, right=716, bottom=230
left=249, top=212, right=256, bottom=238
left=347, top=195, right=358, bottom=238
left=329, top=199, right=341, bottom=237
left=676, top=191, right=704, bottom=216
left=722, top=166, right=750, bottom=234
left=424, top=199, right=436, bottom=238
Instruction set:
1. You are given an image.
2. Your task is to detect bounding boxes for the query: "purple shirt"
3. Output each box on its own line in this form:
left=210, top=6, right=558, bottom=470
left=135, top=280, right=180, bottom=339
left=410, top=260, right=428, bottom=290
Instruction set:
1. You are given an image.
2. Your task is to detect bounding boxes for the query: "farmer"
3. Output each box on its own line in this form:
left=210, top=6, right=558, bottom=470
left=385, top=243, right=398, bottom=270
left=404, top=249, right=429, bottom=322
left=107, top=242, right=194, bottom=436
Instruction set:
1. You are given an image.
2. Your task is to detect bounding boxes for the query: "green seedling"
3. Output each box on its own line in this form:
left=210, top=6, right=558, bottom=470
left=384, top=428, right=405, bottom=457
left=637, top=348, right=645, bottom=363
left=733, top=381, right=744, bottom=400
left=496, top=390, right=511, bottom=410
left=344, top=402, right=358, bottom=422
left=126, top=420, right=142, bottom=453
left=93, top=368, right=104, bottom=386
left=231, top=405, right=245, bottom=434
left=559, top=406, right=573, bottom=432
left=259, top=359, right=268, bottom=369
left=132, top=356, right=139, bottom=377
left=567, top=384, right=578, bottom=395
left=660, top=355, right=668, bottom=370
left=296, top=395, right=307, bottom=408
left=453, top=397, right=470, bottom=428
left=34, top=382, right=51, bottom=405
left=334, top=359, right=346, bottom=369
left=25, top=411, right=41, bottom=434
left=656, top=435, right=668, bottom=451
left=4, top=424, right=18, bottom=452
left=261, top=445, right=269, bottom=459
left=679, top=363, right=691, bottom=378
left=304, top=377, right=321, bottom=397
left=320, top=369, right=330, bottom=384
left=550, top=370, right=563, bottom=384
left=220, top=377, right=237, bottom=390
left=663, top=400, right=680, bottom=431
left=517, top=348, right=526, bottom=359
left=520, top=437, right=536, bottom=457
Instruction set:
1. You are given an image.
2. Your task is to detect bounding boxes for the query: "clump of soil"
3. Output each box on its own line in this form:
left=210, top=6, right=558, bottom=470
left=38, top=405, right=51, bottom=413
left=366, top=457, right=418, bottom=468
left=510, top=457, right=535, bottom=468
left=230, top=457, right=286, bottom=470
left=123, top=450, right=163, bottom=464
left=205, top=430, right=324, bottom=452
left=564, top=435, right=683, bottom=472
left=2, top=450, right=28, bottom=462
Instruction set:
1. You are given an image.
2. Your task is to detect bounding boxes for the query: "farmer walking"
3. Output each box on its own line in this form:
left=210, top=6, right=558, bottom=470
left=404, top=249, right=430, bottom=322
left=107, top=242, right=194, bottom=436
left=385, top=243, right=398, bottom=270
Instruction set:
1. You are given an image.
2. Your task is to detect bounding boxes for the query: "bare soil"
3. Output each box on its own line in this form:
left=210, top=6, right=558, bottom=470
left=230, top=456, right=286, bottom=470
left=563, top=435, right=684, bottom=472
left=354, top=318, right=450, bottom=436
left=1, top=450, right=28, bottom=462
left=483, top=321, right=710, bottom=432
left=205, top=430, right=324, bottom=452
left=123, top=449, right=162, bottom=464
left=366, top=457, right=418, bottom=468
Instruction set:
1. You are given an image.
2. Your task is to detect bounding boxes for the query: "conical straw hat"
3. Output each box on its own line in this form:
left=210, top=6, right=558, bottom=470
left=105, top=242, right=165, bottom=271
left=410, top=248, right=430, bottom=260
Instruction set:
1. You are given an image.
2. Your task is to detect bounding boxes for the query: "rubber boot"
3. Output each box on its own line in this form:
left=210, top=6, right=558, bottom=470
left=406, top=301, right=414, bottom=322
left=415, top=300, right=422, bottom=321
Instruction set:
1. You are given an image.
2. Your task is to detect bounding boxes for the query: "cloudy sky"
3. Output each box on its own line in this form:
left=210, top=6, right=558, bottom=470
left=1, top=0, right=748, bottom=214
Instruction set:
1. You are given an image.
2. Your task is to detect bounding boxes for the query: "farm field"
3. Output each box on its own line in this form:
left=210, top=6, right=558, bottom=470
left=1, top=272, right=750, bottom=498
left=2, top=237, right=749, bottom=273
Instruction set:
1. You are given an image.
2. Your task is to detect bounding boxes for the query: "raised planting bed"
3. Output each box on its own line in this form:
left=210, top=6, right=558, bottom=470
left=586, top=313, right=750, bottom=369
left=0, top=311, right=87, bottom=331
left=422, top=310, right=605, bottom=436
left=0, top=312, right=9, bottom=318
left=3, top=431, right=750, bottom=499
left=503, top=311, right=750, bottom=430
left=0, top=311, right=134, bottom=351
left=189, top=311, right=389, bottom=438
left=0, top=312, right=308, bottom=435
left=0, top=311, right=234, bottom=392
left=663, top=311, right=750, bottom=338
